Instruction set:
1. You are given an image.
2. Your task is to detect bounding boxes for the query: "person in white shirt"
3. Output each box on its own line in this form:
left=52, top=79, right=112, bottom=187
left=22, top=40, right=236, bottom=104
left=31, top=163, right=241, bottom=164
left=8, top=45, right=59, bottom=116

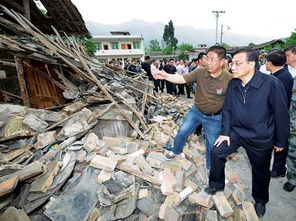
left=150, top=60, right=161, bottom=92
left=259, top=63, right=271, bottom=74
left=176, top=60, right=186, bottom=95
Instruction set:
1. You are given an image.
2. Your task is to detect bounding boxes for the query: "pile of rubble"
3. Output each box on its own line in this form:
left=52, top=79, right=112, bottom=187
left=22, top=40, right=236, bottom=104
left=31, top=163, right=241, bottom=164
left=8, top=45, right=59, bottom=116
left=0, top=6, right=261, bottom=221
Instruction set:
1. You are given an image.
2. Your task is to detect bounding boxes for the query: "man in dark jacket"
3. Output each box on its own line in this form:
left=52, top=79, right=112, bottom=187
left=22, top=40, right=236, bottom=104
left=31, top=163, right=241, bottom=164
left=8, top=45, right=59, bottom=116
left=141, top=56, right=152, bottom=79
left=265, top=50, right=294, bottom=177
left=204, top=49, right=290, bottom=217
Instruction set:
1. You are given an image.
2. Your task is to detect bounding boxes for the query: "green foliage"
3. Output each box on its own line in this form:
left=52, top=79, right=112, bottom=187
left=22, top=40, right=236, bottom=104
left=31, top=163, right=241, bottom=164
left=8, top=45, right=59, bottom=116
left=163, top=25, right=169, bottom=42
left=285, top=30, right=296, bottom=47
left=262, top=43, right=285, bottom=52
left=178, top=51, right=189, bottom=60
left=162, top=20, right=178, bottom=49
left=149, top=39, right=161, bottom=51
left=248, top=42, right=256, bottom=46
left=220, top=42, right=230, bottom=48
left=77, top=37, right=97, bottom=57
left=162, top=46, right=173, bottom=55
left=178, top=43, right=194, bottom=51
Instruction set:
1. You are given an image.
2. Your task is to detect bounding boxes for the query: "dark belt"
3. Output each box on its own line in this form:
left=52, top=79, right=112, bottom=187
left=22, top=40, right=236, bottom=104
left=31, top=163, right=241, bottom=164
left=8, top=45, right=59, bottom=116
left=203, top=110, right=221, bottom=116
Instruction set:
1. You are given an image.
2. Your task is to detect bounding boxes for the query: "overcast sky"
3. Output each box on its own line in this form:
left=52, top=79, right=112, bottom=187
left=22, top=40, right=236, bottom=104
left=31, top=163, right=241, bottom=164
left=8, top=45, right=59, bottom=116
left=72, top=0, right=295, bottom=39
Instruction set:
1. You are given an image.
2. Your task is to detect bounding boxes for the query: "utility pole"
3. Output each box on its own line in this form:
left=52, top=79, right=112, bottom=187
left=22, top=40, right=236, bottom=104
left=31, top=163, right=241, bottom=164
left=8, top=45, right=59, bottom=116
left=212, top=10, right=225, bottom=44
left=220, top=25, right=230, bottom=44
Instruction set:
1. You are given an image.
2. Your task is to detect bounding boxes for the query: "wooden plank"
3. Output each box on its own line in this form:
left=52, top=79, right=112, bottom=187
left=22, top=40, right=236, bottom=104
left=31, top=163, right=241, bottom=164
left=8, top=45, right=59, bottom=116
left=142, top=88, right=148, bottom=115
left=116, top=162, right=161, bottom=186
left=23, top=61, right=66, bottom=90
left=126, top=85, right=157, bottom=100
left=0, top=60, right=16, bottom=67
left=23, top=59, right=65, bottom=108
left=0, top=176, right=19, bottom=197
left=0, top=16, right=28, bottom=35
left=23, top=0, right=31, bottom=21
left=14, top=56, right=30, bottom=106
left=0, top=90, right=22, bottom=100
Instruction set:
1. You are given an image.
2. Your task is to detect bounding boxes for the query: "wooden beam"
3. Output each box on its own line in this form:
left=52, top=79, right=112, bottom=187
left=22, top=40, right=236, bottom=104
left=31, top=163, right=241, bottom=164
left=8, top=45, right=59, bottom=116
left=0, top=60, right=16, bottom=67
left=23, top=0, right=31, bottom=21
left=0, top=90, right=22, bottom=100
left=14, top=56, right=30, bottom=106
left=116, top=162, right=161, bottom=186
left=0, top=17, right=29, bottom=36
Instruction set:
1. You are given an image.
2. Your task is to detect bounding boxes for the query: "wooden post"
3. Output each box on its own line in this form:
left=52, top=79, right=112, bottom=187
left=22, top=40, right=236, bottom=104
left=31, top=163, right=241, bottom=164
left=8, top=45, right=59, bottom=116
left=23, top=0, right=30, bottom=21
left=14, top=56, right=30, bottom=106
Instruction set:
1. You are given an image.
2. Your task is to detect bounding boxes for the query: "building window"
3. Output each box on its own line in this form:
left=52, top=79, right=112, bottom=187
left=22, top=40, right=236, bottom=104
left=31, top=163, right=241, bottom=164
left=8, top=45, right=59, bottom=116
left=121, top=43, right=132, bottom=50
left=111, top=42, right=119, bottom=49
left=133, top=42, right=141, bottom=49
left=103, top=44, right=109, bottom=50
left=96, top=42, right=102, bottom=50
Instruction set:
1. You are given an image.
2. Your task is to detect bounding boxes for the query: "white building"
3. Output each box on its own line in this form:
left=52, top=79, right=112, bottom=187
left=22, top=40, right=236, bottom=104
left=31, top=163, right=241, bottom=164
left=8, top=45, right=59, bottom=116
left=93, top=32, right=145, bottom=64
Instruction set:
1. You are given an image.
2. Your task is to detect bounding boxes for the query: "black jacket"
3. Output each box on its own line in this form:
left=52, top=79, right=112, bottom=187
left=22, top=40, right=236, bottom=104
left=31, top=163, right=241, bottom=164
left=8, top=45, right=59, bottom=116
left=273, top=66, right=293, bottom=108
left=221, top=71, right=290, bottom=149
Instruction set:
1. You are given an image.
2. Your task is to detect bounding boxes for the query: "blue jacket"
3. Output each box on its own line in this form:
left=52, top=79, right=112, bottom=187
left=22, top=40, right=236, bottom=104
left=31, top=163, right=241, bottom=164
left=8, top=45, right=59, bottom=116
left=273, top=66, right=293, bottom=109
left=221, top=71, right=290, bottom=149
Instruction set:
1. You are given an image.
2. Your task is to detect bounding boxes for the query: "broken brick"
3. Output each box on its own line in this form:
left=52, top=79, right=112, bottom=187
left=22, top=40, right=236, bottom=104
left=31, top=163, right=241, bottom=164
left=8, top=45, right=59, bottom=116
left=90, top=155, right=118, bottom=171
left=212, top=192, right=233, bottom=217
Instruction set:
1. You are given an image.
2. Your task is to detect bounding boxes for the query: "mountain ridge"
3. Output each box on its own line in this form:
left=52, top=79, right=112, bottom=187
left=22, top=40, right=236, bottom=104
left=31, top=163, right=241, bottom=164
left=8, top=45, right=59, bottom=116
left=85, top=19, right=273, bottom=47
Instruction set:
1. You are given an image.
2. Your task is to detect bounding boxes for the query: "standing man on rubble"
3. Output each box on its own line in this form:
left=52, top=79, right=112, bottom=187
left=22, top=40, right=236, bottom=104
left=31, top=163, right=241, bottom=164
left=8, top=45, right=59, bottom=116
left=153, top=46, right=232, bottom=169
left=204, top=49, right=290, bottom=217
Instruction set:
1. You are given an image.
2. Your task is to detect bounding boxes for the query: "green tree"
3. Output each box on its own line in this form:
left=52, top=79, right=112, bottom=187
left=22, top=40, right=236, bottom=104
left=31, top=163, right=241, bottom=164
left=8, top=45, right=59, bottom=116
left=162, top=20, right=178, bottom=49
left=220, top=42, right=230, bottom=48
left=285, top=30, right=296, bottom=47
left=163, top=25, right=170, bottom=43
left=248, top=42, right=256, bottom=47
left=162, top=46, right=173, bottom=55
left=149, top=39, right=161, bottom=51
left=77, top=37, right=97, bottom=57
left=178, top=43, right=194, bottom=51
left=178, top=51, right=189, bottom=60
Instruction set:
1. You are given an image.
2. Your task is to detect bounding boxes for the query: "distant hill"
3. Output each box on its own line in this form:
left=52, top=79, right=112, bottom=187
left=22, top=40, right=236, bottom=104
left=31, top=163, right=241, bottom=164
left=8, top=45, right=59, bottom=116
left=86, top=19, right=272, bottom=47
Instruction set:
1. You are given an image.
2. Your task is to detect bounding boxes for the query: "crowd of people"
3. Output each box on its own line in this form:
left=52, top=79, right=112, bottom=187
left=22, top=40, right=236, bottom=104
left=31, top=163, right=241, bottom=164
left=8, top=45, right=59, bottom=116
left=149, top=45, right=296, bottom=218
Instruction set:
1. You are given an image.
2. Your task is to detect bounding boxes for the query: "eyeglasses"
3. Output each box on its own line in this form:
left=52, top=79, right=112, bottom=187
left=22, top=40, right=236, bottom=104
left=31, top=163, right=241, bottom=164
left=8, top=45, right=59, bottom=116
left=206, top=57, right=217, bottom=63
left=230, top=61, right=250, bottom=68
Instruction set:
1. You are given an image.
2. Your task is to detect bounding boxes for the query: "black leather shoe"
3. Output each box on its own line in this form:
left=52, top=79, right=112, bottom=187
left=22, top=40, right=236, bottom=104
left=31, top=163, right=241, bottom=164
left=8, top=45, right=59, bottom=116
left=283, top=182, right=296, bottom=192
left=204, top=186, right=224, bottom=195
left=271, top=170, right=286, bottom=178
left=255, top=203, right=266, bottom=217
